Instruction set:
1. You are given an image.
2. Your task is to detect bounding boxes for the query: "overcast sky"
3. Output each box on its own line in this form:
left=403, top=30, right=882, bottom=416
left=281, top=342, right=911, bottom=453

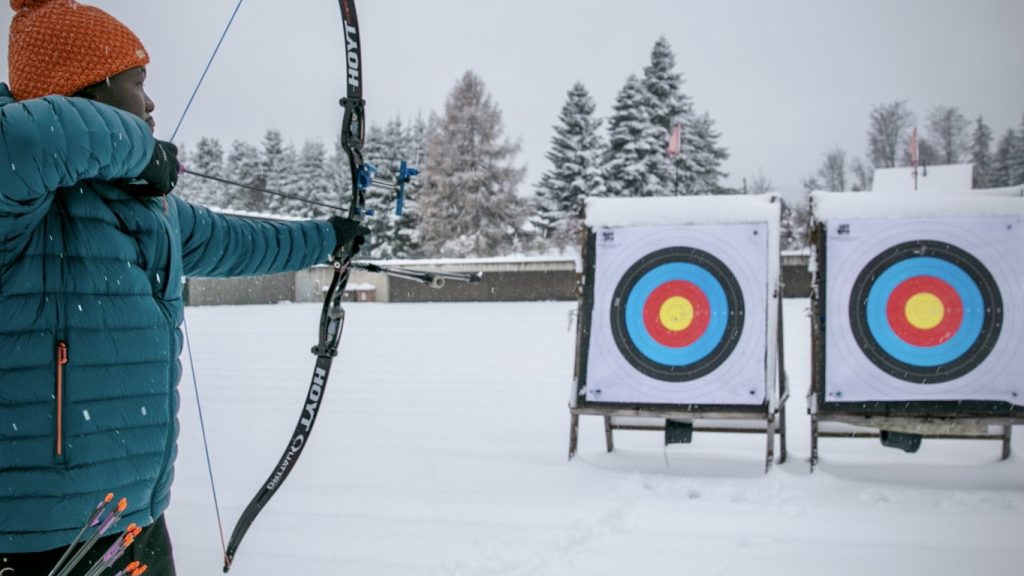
left=3, top=0, right=1023, bottom=197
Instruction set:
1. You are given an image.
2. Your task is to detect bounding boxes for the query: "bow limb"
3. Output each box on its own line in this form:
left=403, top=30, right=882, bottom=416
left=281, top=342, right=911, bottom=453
left=220, top=1, right=365, bottom=571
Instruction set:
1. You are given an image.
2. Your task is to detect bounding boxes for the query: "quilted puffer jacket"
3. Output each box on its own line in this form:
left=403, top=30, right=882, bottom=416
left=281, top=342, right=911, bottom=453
left=0, top=84, right=336, bottom=552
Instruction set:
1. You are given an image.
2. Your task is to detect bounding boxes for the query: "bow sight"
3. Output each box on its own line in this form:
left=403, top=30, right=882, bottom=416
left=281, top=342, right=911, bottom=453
left=356, top=160, right=419, bottom=217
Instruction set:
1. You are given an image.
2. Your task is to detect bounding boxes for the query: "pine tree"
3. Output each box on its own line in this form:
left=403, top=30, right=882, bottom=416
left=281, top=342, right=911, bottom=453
left=992, top=129, right=1016, bottom=187
left=641, top=37, right=728, bottom=195
left=687, top=112, right=729, bottom=194
left=261, top=129, right=296, bottom=214
left=603, top=75, right=655, bottom=197
left=173, top=142, right=196, bottom=201
left=188, top=137, right=228, bottom=207
left=534, top=82, right=606, bottom=249
left=641, top=37, right=689, bottom=194
left=970, top=116, right=994, bottom=188
left=361, top=122, right=397, bottom=258
left=225, top=140, right=266, bottom=213
left=295, top=141, right=337, bottom=219
left=391, top=116, right=428, bottom=259
left=418, top=70, right=527, bottom=257
left=780, top=199, right=810, bottom=251
left=1011, top=115, right=1024, bottom=186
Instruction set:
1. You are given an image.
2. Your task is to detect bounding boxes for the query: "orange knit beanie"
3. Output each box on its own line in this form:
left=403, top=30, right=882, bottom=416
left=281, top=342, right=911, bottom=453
left=7, top=0, right=150, bottom=101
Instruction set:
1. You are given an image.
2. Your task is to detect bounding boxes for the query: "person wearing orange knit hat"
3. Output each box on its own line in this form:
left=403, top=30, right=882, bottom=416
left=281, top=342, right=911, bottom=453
left=1, top=1, right=367, bottom=574
left=8, top=0, right=150, bottom=101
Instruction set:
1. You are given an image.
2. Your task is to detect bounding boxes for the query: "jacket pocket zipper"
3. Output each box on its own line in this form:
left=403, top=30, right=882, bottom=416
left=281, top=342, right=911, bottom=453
left=56, top=341, right=68, bottom=456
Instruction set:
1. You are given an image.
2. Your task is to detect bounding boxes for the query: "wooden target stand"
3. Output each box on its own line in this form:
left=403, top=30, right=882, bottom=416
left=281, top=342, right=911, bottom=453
left=568, top=231, right=789, bottom=473
left=808, top=222, right=1023, bottom=472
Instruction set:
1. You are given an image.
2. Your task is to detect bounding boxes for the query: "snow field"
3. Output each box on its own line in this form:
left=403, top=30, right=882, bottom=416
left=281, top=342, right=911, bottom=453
left=169, top=300, right=1024, bottom=575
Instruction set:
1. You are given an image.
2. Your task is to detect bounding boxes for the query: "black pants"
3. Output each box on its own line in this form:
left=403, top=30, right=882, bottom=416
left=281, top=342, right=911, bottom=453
left=0, top=514, right=175, bottom=576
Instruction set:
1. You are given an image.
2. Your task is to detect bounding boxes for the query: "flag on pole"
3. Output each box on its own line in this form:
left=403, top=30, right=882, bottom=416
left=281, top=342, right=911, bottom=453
left=910, top=126, right=919, bottom=167
left=667, top=121, right=682, bottom=157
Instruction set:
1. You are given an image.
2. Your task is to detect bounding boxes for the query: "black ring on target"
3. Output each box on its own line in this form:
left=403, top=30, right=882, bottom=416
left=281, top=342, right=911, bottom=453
left=610, top=247, right=745, bottom=381
left=849, top=240, right=1003, bottom=384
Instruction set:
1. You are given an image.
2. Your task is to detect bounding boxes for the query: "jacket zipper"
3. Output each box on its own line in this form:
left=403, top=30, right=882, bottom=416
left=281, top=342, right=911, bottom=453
left=56, top=341, right=68, bottom=456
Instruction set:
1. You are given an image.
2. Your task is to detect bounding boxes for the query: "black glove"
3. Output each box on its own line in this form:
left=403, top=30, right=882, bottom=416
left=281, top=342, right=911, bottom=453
left=329, top=216, right=370, bottom=256
left=135, top=140, right=180, bottom=195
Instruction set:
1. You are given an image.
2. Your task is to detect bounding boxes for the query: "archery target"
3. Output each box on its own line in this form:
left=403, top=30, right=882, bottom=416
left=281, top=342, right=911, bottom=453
left=585, top=224, right=771, bottom=405
left=825, top=216, right=1024, bottom=405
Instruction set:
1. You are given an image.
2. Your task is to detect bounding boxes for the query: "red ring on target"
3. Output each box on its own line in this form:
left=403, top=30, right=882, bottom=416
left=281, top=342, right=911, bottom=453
left=885, top=276, right=963, bottom=347
left=642, top=280, right=711, bottom=348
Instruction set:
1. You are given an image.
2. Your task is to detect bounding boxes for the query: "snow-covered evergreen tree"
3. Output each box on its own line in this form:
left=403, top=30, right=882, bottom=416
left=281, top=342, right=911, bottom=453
left=970, top=116, right=994, bottom=189
left=780, top=199, right=810, bottom=251
left=418, top=71, right=527, bottom=257
left=225, top=140, right=266, bottom=213
left=686, top=112, right=729, bottom=194
left=295, top=141, right=337, bottom=219
left=172, top=142, right=196, bottom=201
left=603, top=75, right=656, bottom=197
left=187, top=137, right=228, bottom=207
left=640, top=37, right=689, bottom=194
left=261, top=129, right=297, bottom=215
left=643, top=38, right=728, bottom=195
left=992, top=129, right=1017, bottom=187
left=390, top=116, right=428, bottom=258
left=360, top=122, right=396, bottom=258
left=1011, top=115, right=1024, bottom=186
left=603, top=38, right=728, bottom=197
left=533, top=82, right=606, bottom=249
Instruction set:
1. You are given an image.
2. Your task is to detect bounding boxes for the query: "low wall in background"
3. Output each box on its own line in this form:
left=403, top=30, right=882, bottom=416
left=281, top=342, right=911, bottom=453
left=184, top=253, right=813, bottom=306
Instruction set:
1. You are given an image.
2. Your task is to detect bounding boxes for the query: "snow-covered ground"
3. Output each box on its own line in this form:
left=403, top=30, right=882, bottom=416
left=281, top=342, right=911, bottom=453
left=169, top=300, right=1024, bottom=575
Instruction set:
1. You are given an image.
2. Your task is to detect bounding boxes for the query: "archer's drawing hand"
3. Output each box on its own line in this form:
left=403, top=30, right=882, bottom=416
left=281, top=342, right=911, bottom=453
left=134, top=140, right=180, bottom=195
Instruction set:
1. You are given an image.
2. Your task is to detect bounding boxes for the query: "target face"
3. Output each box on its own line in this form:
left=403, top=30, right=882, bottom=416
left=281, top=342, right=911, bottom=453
left=824, top=216, right=1024, bottom=405
left=583, top=224, right=773, bottom=406
left=850, top=241, right=1002, bottom=383
left=610, top=247, right=744, bottom=381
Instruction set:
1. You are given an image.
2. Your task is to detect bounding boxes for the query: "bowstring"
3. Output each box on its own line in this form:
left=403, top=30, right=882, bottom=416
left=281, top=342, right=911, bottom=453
left=170, top=0, right=247, bottom=564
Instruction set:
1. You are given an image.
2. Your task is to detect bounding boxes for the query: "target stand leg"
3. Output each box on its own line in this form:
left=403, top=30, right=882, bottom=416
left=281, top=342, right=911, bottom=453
left=778, top=403, right=788, bottom=465
left=1001, top=426, right=1012, bottom=461
left=765, top=415, right=776, bottom=473
left=604, top=416, right=615, bottom=453
left=568, top=412, right=580, bottom=461
left=810, top=417, right=819, bottom=473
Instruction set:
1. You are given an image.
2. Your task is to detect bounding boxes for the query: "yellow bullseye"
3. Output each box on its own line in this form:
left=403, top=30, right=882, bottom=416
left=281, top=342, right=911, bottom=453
left=659, top=296, right=694, bottom=332
left=905, top=292, right=944, bottom=330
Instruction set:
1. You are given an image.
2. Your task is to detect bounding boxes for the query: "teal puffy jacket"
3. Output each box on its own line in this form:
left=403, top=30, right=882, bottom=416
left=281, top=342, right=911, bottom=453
left=0, top=84, right=336, bottom=552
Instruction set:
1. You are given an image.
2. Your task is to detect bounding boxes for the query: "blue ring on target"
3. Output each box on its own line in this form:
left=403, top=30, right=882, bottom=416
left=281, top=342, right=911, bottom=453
left=623, top=263, right=729, bottom=366
left=865, top=257, right=983, bottom=367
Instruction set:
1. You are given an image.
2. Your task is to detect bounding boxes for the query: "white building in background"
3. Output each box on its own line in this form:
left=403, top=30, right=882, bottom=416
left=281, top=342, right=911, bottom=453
left=871, top=163, right=1024, bottom=197
left=871, top=163, right=973, bottom=193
